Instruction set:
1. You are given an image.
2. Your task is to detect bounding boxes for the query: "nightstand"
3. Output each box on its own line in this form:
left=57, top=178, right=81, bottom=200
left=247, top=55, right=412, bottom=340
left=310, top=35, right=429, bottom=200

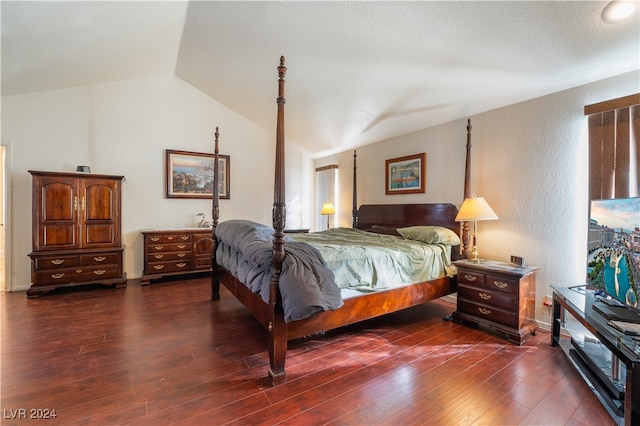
left=452, top=259, right=538, bottom=345
left=284, top=229, right=310, bottom=233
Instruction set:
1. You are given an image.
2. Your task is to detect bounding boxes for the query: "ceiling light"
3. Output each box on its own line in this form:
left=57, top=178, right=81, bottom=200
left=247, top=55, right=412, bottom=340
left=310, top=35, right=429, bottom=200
left=601, top=1, right=640, bottom=23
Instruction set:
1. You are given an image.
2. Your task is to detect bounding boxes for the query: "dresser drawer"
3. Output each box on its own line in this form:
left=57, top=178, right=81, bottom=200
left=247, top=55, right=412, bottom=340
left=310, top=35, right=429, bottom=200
left=34, top=255, right=79, bottom=270
left=146, top=252, right=190, bottom=263
left=194, top=257, right=212, bottom=269
left=457, top=283, right=517, bottom=311
left=74, top=265, right=121, bottom=281
left=147, top=242, right=192, bottom=253
left=146, top=234, right=192, bottom=244
left=457, top=300, right=517, bottom=328
left=80, top=253, right=121, bottom=266
left=35, top=264, right=120, bottom=285
left=147, top=260, right=192, bottom=274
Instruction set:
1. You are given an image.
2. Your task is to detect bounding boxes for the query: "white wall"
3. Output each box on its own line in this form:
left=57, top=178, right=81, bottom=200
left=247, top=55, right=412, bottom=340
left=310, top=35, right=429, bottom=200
left=1, top=75, right=313, bottom=291
left=316, top=70, right=640, bottom=328
left=3, top=70, right=638, bottom=328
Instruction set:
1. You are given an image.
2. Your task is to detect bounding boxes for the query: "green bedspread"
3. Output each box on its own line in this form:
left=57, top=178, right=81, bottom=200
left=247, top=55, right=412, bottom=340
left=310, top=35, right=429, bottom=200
left=289, top=227, right=454, bottom=292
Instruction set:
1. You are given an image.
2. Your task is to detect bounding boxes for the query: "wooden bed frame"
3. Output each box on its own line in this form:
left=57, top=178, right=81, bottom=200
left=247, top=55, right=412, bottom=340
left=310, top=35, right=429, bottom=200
left=209, top=56, right=469, bottom=386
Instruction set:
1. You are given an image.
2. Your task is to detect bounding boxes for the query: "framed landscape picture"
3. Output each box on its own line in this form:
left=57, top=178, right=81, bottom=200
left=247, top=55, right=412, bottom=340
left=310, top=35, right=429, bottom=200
left=385, top=153, right=426, bottom=195
left=165, top=149, right=230, bottom=199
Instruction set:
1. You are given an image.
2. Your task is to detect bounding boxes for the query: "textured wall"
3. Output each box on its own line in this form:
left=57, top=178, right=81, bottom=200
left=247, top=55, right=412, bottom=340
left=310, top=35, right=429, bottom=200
left=316, top=70, right=639, bottom=328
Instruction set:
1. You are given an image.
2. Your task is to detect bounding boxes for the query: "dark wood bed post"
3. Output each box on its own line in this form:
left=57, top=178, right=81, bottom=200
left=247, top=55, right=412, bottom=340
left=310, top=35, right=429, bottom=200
left=352, top=150, right=358, bottom=228
left=211, top=127, right=221, bottom=301
left=268, top=56, right=288, bottom=386
left=460, top=119, right=472, bottom=259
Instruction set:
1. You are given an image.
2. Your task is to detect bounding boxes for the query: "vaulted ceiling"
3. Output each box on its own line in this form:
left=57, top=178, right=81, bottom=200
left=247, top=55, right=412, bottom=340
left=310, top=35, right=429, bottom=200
left=2, top=1, right=639, bottom=158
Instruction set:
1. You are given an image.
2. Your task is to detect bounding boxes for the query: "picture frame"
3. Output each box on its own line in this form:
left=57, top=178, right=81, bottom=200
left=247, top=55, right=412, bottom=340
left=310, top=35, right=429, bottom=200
left=165, top=149, right=230, bottom=199
left=385, top=153, right=426, bottom=195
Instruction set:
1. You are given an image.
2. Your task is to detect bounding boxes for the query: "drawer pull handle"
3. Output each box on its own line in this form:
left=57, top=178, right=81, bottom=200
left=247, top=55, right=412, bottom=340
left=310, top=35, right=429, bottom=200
left=150, top=237, right=160, bottom=242
left=177, top=263, right=187, bottom=268
left=464, top=274, right=477, bottom=281
left=177, top=244, right=187, bottom=249
left=154, top=254, right=164, bottom=259
left=154, top=265, right=165, bottom=270
left=180, top=236, right=189, bottom=240
left=478, top=307, right=492, bottom=315
left=51, top=273, right=65, bottom=279
left=94, top=270, right=106, bottom=275
left=493, top=281, right=508, bottom=289
left=167, top=236, right=175, bottom=241
left=51, top=259, right=65, bottom=265
left=93, top=256, right=106, bottom=262
left=479, top=292, right=492, bottom=300
left=154, top=246, right=164, bottom=250
left=177, top=253, right=187, bottom=258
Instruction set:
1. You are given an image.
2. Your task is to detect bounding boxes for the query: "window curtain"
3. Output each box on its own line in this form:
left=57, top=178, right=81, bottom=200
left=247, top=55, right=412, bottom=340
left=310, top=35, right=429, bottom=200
left=585, top=93, right=640, bottom=200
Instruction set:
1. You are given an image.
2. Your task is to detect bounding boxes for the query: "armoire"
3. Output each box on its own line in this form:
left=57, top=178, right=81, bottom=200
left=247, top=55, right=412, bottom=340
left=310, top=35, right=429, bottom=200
left=27, top=170, right=126, bottom=298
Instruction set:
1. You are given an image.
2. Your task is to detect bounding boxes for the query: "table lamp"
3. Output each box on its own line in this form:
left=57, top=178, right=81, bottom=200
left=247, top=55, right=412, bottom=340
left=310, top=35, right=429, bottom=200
left=321, top=201, right=336, bottom=230
left=455, top=195, right=498, bottom=262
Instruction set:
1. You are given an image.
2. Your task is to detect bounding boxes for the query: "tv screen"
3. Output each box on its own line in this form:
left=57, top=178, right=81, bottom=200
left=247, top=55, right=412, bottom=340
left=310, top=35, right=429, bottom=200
left=587, top=197, right=640, bottom=308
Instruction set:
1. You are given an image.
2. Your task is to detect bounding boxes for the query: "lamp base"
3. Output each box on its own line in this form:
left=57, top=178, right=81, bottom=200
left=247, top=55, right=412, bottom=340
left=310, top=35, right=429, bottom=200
left=468, top=246, right=481, bottom=263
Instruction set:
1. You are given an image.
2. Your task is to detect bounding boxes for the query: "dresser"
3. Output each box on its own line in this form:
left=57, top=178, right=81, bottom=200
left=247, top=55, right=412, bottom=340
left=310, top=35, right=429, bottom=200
left=27, top=170, right=126, bottom=298
left=452, top=259, right=538, bottom=345
left=141, top=229, right=213, bottom=284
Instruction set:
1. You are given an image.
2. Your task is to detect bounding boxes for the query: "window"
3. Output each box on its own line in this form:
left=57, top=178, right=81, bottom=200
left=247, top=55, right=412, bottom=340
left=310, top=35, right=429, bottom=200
left=585, top=93, right=640, bottom=199
left=315, top=165, right=338, bottom=231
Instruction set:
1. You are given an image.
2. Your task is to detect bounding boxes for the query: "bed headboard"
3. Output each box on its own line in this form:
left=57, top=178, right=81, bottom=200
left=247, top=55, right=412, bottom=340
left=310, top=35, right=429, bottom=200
left=356, top=203, right=461, bottom=258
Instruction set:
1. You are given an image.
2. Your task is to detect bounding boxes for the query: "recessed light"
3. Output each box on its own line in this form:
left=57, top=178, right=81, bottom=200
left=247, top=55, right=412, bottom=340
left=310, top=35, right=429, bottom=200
left=601, top=1, right=639, bottom=23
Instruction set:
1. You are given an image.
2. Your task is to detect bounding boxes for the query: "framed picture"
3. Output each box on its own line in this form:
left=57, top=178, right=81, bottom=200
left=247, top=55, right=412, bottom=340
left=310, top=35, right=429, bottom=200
left=385, top=153, right=426, bottom=195
left=165, top=149, right=230, bottom=199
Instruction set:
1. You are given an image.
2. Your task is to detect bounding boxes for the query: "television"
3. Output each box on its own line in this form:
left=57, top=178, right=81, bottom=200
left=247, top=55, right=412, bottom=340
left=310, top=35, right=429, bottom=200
left=587, top=197, right=640, bottom=317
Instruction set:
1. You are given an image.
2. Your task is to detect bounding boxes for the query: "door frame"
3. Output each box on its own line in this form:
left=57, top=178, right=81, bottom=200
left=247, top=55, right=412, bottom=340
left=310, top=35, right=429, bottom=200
left=1, top=143, right=12, bottom=291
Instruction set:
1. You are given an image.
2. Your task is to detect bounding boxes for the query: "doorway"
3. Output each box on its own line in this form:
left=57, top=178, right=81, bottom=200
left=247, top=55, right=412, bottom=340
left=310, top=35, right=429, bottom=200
left=1, top=145, right=7, bottom=291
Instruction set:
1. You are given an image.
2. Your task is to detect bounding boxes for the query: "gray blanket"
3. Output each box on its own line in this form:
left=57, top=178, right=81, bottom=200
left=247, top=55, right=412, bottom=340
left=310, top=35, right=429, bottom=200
left=215, top=220, right=343, bottom=322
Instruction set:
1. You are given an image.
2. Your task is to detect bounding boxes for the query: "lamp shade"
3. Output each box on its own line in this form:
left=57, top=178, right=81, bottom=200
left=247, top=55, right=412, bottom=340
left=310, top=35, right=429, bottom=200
left=321, top=202, right=336, bottom=215
left=455, top=196, right=498, bottom=221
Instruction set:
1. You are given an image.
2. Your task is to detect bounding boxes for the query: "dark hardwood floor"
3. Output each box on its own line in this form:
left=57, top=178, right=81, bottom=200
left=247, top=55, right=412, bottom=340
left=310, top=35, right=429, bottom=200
left=1, top=276, right=614, bottom=425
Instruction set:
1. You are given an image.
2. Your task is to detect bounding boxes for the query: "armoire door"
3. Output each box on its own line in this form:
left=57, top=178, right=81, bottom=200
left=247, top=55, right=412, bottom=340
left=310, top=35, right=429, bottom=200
left=80, top=178, right=121, bottom=248
left=34, top=175, right=79, bottom=251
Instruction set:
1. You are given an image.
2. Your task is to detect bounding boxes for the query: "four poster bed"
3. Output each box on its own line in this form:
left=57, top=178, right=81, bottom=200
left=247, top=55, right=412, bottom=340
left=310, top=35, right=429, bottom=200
left=209, top=57, right=471, bottom=386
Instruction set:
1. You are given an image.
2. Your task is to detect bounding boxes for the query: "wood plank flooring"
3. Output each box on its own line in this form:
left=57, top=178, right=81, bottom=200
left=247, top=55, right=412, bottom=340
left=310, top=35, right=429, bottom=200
left=1, top=276, right=614, bottom=425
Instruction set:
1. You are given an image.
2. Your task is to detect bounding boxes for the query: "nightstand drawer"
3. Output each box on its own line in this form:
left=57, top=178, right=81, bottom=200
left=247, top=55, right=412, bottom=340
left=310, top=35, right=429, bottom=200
left=458, top=270, right=484, bottom=286
left=458, top=283, right=517, bottom=311
left=457, top=300, right=517, bottom=328
left=484, top=274, right=518, bottom=295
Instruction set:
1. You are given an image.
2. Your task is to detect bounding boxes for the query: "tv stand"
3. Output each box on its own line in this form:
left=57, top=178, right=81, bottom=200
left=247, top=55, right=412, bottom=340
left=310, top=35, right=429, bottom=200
left=593, top=301, right=640, bottom=324
left=552, top=286, right=640, bottom=426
